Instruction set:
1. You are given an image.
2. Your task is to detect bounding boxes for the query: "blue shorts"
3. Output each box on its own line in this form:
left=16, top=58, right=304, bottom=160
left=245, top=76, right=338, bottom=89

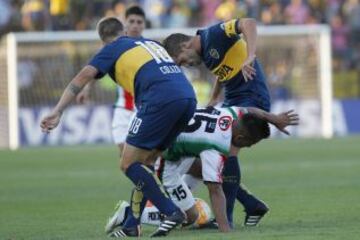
left=222, top=93, right=271, bottom=112
left=222, top=59, right=271, bottom=112
left=126, top=98, right=196, bottom=150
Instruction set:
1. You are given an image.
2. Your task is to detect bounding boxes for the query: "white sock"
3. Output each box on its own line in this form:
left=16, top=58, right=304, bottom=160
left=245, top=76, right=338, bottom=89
left=140, top=204, right=161, bottom=226
left=182, top=174, right=201, bottom=192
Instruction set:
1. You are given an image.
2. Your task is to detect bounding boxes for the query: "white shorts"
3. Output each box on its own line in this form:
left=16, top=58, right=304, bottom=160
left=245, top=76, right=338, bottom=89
left=162, top=150, right=225, bottom=183
left=199, top=150, right=225, bottom=183
left=156, top=157, right=196, bottom=212
left=156, top=150, right=225, bottom=211
left=111, top=107, right=135, bottom=144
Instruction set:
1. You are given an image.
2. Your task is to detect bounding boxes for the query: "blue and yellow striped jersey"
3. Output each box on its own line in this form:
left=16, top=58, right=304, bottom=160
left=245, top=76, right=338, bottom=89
left=197, top=20, right=270, bottom=107
left=89, top=36, right=195, bottom=107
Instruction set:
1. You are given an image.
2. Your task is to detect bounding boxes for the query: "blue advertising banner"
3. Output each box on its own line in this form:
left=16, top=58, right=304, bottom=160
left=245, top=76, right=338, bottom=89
left=19, top=105, right=112, bottom=146
left=18, top=100, right=360, bottom=146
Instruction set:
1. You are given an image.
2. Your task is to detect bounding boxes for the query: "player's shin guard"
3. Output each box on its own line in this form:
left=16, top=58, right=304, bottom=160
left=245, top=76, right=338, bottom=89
left=222, top=156, right=240, bottom=227
left=125, top=162, right=179, bottom=216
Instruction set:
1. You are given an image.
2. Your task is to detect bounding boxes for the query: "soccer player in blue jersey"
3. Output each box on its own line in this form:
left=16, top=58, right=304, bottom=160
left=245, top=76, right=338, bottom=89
left=40, top=17, right=197, bottom=237
left=77, top=6, right=146, bottom=155
left=163, top=18, right=271, bottom=227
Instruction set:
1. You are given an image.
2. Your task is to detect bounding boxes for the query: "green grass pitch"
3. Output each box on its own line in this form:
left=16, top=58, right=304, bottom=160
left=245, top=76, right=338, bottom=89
left=1, top=137, right=360, bottom=240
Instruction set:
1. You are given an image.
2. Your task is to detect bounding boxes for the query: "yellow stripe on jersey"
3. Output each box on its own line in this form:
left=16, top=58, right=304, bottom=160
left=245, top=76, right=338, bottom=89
left=114, top=45, right=153, bottom=96
left=223, top=19, right=238, bottom=37
left=211, top=39, right=248, bottom=82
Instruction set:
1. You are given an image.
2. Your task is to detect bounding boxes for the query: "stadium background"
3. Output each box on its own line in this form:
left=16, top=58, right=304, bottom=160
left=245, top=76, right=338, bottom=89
left=1, top=0, right=359, bottom=148
left=0, top=0, right=358, bottom=97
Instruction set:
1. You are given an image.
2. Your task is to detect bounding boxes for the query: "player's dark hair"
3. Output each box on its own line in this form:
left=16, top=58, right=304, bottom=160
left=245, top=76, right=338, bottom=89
left=97, top=17, right=124, bottom=43
left=241, top=113, right=270, bottom=141
left=125, top=5, right=146, bottom=19
left=163, top=33, right=192, bottom=57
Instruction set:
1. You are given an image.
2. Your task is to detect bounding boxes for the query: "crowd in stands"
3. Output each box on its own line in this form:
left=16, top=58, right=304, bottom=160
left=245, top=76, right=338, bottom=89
left=0, top=0, right=359, bottom=98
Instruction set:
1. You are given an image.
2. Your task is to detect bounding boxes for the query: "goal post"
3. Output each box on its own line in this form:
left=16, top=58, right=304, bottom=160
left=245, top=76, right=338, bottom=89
left=0, top=24, right=333, bottom=149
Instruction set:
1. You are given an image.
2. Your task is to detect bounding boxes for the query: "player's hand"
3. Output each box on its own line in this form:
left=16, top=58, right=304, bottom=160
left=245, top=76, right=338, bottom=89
left=273, top=110, right=299, bottom=135
left=241, top=54, right=256, bottom=82
left=40, top=111, right=62, bottom=133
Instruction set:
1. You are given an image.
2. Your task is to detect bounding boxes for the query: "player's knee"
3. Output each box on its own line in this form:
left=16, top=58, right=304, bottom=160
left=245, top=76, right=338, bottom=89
left=119, top=160, right=128, bottom=172
left=117, top=143, right=124, bottom=155
left=119, top=156, right=133, bottom=173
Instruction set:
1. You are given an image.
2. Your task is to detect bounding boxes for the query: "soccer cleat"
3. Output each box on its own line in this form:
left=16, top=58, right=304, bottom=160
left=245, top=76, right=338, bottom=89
left=105, top=200, right=130, bottom=234
left=109, top=226, right=141, bottom=238
left=150, top=210, right=185, bottom=237
left=244, top=202, right=269, bottom=227
left=196, top=218, right=219, bottom=230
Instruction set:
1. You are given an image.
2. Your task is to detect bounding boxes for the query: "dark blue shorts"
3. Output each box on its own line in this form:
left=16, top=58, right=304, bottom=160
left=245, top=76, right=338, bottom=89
left=126, top=98, right=196, bottom=150
left=222, top=93, right=271, bottom=112
left=222, top=59, right=271, bottom=112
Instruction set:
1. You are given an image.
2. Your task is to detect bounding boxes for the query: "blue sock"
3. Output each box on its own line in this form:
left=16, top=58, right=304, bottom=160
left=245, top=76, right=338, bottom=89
left=236, top=184, right=259, bottom=212
left=123, top=188, right=148, bottom=228
left=222, top=156, right=240, bottom=226
left=125, top=162, right=178, bottom=216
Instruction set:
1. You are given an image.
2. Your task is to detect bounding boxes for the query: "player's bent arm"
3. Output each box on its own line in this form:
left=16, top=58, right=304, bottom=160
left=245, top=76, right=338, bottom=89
left=206, top=182, right=231, bottom=232
left=236, top=18, right=257, bottom=58
left=207, top=78, right=222, bottom=107
left=53, top=65, right=99, bottom=114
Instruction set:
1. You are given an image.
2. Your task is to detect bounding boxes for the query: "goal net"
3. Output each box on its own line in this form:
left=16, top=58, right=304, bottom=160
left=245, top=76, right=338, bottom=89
left=0, top=25, right=332, bottom=149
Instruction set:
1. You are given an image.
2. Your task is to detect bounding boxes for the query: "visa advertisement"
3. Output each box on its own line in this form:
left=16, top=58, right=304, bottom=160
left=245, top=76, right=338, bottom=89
left=19, top=100, right=360, bottom=146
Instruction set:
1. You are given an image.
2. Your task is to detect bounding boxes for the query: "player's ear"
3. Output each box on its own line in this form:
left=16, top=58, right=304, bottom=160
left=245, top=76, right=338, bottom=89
left=236, top=134, right=244, bottom=141
left=181, top=41, right=191, bottom=49
left=180, top=42, right=187, bottom=50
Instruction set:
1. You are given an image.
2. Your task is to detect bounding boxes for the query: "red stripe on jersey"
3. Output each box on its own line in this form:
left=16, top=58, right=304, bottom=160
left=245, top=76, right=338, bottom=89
left=124, top=90, right=134, bottom=110
left=156, top=157, right=165, bottom=181
left=238, top=109, right=244, bottom=119
left=218, top=155, right=227, bottom=183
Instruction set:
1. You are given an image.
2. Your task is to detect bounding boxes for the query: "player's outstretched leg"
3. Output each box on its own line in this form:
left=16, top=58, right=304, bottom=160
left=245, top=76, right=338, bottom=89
left=236, top=184, right=269, bottom=226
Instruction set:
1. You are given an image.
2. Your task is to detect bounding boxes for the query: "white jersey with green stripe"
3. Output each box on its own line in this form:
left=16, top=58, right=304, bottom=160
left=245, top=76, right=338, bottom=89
left=163, top=106, right=243, bottom=161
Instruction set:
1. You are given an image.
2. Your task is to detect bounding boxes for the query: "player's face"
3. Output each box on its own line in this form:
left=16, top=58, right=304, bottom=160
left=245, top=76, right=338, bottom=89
left=175, top=43, right=202, bottom=67
left=125, top=15, right=145, bottom=37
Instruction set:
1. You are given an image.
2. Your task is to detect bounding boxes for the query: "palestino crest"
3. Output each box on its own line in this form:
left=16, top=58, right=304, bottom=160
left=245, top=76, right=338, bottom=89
left=218, top=116, right=232, bottom=131
left=209, top=48, right=219, bottom=59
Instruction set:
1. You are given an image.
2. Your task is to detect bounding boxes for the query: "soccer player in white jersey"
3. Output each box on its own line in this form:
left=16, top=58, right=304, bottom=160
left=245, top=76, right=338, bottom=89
left=105, top=106, right=299, bottom=235
left=77, top=5, right=146, bottom=154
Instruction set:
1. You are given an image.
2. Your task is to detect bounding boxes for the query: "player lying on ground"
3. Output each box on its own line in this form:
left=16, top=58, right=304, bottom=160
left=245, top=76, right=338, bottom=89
left=40, top=16, right=197, bottom=238
left=106, top=106, right=299, bottom=236
left=164, top=17, right=273, bottom=227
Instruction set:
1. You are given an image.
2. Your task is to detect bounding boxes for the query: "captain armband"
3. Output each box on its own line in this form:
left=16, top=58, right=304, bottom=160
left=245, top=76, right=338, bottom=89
left=221, top=19, right=241, bottom=37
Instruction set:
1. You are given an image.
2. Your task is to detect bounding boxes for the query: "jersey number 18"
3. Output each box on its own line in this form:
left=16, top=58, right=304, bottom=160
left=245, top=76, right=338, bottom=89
left=135, top=41, right=174, bottom=64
